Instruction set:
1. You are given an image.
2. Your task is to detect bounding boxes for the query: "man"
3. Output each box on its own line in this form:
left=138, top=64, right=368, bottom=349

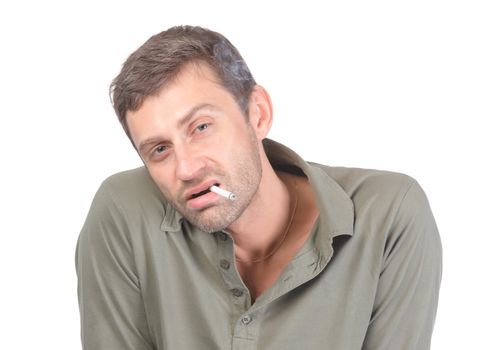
left=76, top=26, right=442, bottom=349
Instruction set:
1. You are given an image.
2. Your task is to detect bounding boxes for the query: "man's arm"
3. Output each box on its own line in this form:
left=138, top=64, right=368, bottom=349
left=362, top=180, right=442, bottom=349
left=76, top=183, right=156, bottom=350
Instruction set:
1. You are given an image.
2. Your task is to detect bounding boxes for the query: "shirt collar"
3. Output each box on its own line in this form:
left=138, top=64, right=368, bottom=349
left=263, top=139, right=354, bottom=237
left=161, top=138, right=355, bottom=248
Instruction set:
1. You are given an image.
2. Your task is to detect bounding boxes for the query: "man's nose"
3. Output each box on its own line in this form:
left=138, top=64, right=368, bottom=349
left=175, top=147, right=206, bottom=181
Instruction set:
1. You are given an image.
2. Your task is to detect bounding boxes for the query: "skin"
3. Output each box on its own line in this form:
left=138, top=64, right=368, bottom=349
left=126, top=62, right=319, bottom=300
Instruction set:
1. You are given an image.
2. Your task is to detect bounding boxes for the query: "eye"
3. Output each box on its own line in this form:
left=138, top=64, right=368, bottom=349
left=154, top=145, right=168, bottom=154
left=195, top=123, right=209, bottom=133
left=149, top=145, right=169, bottom=161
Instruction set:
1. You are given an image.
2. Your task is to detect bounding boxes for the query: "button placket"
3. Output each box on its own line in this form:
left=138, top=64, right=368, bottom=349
left=216, top=230, right=250, bottom=312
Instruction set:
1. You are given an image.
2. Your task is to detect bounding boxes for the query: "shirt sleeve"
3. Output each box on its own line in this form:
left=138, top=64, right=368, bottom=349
left=75, top=183, right=156, bottom=350
left=362, top=180, right=442, bottom=349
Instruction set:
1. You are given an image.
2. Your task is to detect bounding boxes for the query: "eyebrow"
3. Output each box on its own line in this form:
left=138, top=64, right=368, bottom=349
left=138, top=103, right=215, bottom=154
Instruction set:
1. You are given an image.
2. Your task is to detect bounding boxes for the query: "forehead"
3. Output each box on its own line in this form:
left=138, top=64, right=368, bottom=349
left=130, top=62, right=236, bottom=119
left=126, top=62, right=242, bottom=147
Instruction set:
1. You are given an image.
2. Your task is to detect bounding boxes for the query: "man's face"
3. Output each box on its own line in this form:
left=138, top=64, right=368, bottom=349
left=126, top=63, right=263, bottom=233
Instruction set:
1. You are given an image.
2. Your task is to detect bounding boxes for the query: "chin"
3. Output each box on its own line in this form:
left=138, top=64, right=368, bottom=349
left=187, top=218, right=227, bottom=233
left=183, top=207, right=238, bottom=233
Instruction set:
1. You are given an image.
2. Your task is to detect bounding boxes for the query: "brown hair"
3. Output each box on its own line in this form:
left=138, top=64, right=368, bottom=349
left=110, top=25, right=257, bottom=140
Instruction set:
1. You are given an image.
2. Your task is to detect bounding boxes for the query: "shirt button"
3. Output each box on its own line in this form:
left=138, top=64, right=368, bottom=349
left=241, top=315, right=252, bottom=325
left=218, top=232, right=228, bottom=241
left=231, top=288, right=243, bottom=297
left=220, top=259, right=230, bottom=270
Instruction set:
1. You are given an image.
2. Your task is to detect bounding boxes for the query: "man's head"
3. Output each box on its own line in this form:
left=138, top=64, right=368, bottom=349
left=110, top=26, right=274, bottom=233
left=110, top=25, right=257, bottom=140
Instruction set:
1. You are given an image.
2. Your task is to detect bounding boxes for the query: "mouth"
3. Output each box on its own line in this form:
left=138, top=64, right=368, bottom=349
left=186, top=182, right=220, bottom=200
left=185, top=182, right=221, bottom=210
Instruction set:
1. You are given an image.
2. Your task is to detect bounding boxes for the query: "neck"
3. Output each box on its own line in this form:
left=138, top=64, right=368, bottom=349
left=227, top=149, right=293, bottom=262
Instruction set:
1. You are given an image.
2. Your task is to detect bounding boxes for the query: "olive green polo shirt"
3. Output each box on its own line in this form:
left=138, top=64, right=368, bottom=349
left=76, top=139, right=442, bottom=350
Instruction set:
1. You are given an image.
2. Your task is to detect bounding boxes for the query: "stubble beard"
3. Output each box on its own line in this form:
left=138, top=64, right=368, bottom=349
left=170, top=133, right=262, bottom=233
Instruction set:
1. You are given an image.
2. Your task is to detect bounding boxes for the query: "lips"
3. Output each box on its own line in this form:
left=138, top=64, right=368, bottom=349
left=191, top=186, right=214, bottom=199
left=184, top=180, right=220, bottom=201
left=184, top=181, right=222, bottom=210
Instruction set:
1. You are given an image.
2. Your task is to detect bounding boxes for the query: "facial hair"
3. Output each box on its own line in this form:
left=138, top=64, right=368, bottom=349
left=169, top=128, right=262, bottom=233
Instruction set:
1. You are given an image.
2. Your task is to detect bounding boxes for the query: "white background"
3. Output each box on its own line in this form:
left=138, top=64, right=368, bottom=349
left=0, top=0, right=477, bottom=348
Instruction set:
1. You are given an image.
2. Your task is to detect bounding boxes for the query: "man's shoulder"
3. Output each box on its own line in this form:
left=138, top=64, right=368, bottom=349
left=309, top=162, right=417, bottom=206
left=101, top=166, right=163, bottom=196
left=309, top=163, right=436, bottom=246
left=94, top=166, right=168, bottom=211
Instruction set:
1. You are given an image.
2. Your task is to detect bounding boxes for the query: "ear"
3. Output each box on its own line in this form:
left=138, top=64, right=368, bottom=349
left=247, top=85, right=273, bottom=140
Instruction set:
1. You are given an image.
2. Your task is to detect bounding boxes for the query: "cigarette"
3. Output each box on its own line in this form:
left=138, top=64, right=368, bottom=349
left=210, top=185, right=237, bottom=201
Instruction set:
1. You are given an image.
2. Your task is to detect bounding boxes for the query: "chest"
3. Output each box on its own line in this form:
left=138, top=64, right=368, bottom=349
left=140, top=229, right=377, bottom=350
left=235, top=223, right=317, bottom=302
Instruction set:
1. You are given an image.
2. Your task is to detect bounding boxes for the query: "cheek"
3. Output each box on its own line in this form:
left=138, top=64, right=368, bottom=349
left=209, top=144, right=237, bottom=172
left=218, top=126, right=250, bottom=153
left=226, top=129, right=257, bottom=159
